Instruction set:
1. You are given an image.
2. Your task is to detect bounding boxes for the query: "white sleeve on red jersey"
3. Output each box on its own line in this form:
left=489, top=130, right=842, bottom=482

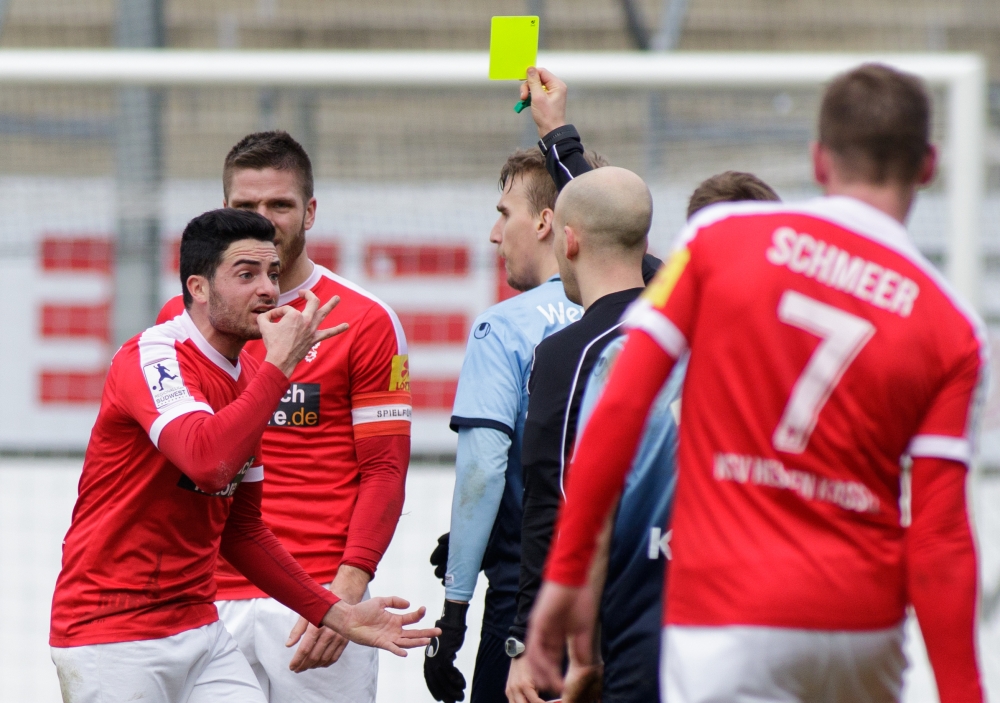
left=115, top=325, right=215, bottom=448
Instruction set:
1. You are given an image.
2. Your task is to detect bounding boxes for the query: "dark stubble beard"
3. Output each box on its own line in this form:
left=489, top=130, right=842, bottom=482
left=278, top=217, right=307, bottom=271
left=208, top=282, right=266, bottom=341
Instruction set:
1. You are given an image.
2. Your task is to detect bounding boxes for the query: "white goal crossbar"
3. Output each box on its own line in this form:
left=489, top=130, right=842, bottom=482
left=0, top=49, right=985, bottom=307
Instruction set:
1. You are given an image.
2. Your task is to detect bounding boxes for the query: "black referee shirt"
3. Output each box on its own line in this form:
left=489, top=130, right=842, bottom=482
left=511, top=286, right=646, bottom=640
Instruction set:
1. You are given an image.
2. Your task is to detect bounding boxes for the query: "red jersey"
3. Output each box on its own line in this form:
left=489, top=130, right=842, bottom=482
left=549, top=196, right=987, bottom=632
left=629, top=196, right=987, bottom=630
left=51, top=312, right=264, bottom=646
left=159, top=264, right=411, bottom=598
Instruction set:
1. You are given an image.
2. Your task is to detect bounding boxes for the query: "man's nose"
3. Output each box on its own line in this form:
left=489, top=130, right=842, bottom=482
left=259, top=276, right=279, bottom=299
left=489, top=218, right=503, bottom=245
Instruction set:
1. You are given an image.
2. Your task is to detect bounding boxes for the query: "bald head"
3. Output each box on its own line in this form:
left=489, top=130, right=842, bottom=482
left=555, top=167, right=652, bottom=253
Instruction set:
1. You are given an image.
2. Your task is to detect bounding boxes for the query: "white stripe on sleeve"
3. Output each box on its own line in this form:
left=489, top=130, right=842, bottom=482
left=623, top=300, right=689, bottom=359
left=149, top=402, right=215, bottom=448
left=907, top=434, right=972, bottom=465
left=351, top=404, right=412, bottom=425
left=243, top=465, right=264, bottom=483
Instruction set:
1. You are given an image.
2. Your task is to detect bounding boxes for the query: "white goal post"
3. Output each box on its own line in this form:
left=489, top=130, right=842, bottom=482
left=0, top=49, right=986, bottom=307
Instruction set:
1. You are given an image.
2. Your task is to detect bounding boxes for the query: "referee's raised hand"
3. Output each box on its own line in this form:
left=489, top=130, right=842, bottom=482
left=259, top=290, right=349, bottom=378
left=520, top=66, right=569, bottom=139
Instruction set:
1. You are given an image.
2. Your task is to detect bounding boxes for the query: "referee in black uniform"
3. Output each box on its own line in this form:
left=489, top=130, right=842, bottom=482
left=505, top=164, right=657, bottom=703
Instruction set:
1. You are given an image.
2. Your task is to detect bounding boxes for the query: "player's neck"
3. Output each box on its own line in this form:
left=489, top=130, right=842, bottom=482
left=824, top=181, right=916, bottom=226
left=537, top=258, right=560, bottom=285
left=278, top=254, right=315, bottom=295
left=187, top=305, right=246, bottom=362
left=576, top=258, right=645, bottom=310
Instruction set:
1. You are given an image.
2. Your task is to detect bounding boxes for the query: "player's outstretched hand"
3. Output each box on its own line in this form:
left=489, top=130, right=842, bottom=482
left=259, top=290, right=349, bottom=378
left=322, top=596, right=440, bottom=657
left=285, top=618, right=348, bottom=673
left=525, top=581, right=596, bottom=695
left=520, top=66, right=568, bottom=139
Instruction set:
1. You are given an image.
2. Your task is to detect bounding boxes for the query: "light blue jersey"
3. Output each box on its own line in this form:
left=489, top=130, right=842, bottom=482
left=576, top=336, right=687, bottom=703
left=446, top=276, right=582, bottom=607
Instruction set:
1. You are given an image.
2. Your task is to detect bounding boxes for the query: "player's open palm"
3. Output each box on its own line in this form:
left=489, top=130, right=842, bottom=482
left=260, top=290, right=349, bottom=377
left=323, top=596, right=440, bottom=657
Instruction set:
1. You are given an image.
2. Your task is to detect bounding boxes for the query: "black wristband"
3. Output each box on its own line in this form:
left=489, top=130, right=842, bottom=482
left=538, top=123, right=580, bottom=153
left=441, top=600, right=469, bottom=627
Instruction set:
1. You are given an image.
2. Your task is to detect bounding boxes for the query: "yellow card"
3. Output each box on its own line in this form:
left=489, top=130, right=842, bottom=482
left=489, top=16, right=539, bottom=80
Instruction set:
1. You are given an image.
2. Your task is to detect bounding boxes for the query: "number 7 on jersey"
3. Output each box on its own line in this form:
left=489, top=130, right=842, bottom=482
left=773, top=290, right=875, bottom=454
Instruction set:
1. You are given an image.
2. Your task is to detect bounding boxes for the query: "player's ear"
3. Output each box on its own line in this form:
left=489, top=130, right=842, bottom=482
left=304, top=196, right=317, bottom=230
left=537, top=207, right=554, bottom=241
left=917, top=145, right=937, bottom=187
left=186, top=275, right=211, bottom=306
left=564, top=225, right=580, bottom=260
left=812, top=142, right=831, bottom=188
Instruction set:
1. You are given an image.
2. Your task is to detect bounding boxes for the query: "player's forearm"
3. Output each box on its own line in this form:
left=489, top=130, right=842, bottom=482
left=221, top=481, right=339, bottom=627
left=540, top=125, right=592, bottom=191
left=907, top=457, right=984, bottom=703
left=158, top=362, right=289, bottom=493
left=545, top=330, right=674, bottom=586
left=341, top=434, right=410, bottom=577
left=445, top=427, right=511, bottom=601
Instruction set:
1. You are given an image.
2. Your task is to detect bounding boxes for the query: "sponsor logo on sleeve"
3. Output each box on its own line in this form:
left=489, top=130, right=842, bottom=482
left=474, top=322, right=491, bottom=339
left=177, top=455, right=255, bottom=497
left=390, top=354, right=410, bottom=392
left=642, top=247, right=691, bottom=308
left=269, top=383, right=320, bottom=427
left=142, top=358, right=192, bottom=409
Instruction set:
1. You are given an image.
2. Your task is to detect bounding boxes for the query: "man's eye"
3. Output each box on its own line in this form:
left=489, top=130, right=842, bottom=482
left=269, top=273, right=279, bottom=282
left=239, top=272, right=253, bottom=279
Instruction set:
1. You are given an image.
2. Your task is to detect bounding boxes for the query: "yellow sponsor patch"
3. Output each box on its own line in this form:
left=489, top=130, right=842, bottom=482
left=642, top=248, right=691, bottom=308
left=390, top=354, right=410, bottom=392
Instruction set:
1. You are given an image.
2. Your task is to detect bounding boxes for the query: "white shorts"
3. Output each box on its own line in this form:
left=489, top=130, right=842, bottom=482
left=662, top=623, right=906, bottom=703
left=51, top=620, right=265, bottom=703
left=217, top=587, right=378, bottom=703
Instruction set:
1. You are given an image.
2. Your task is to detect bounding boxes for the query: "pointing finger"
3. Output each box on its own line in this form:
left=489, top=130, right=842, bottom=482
left=380, top=596, right=411, bottom=611
left=400, top=626, right=439, bottom=640
left=314, top=294, right=341, bottom=326
left=299, top=289, right=321, bottom=319
left=314, top=323, right=349, bottom=343
left=399, top=606, right=426, bottom=626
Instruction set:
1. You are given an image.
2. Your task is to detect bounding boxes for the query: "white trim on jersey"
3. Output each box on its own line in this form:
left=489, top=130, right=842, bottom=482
left=623, top=300, right=689, bottom=359
left=907, top=434, right=973, bottom=465
left=243, top=465, right=264, bottom=483
left=558, top=322, right=625, bottom=498
left=149, top=402, right=215, bottom=448
left=175, top=313, right=242, bottom=381
left=351, top=404, right=412, bottom=425
left=279, top=262, right=408, bottom=355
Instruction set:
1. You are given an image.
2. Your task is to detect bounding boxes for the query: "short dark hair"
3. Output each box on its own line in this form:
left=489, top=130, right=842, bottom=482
left=819, top=63, right=931, bottom=185
left=687, top=171, right=780, bottom=218
left=223, top=130, right=314, bottom=201
left=180, top=209, right=276, bottom=307
left=499, top=148, right=608, bottom=216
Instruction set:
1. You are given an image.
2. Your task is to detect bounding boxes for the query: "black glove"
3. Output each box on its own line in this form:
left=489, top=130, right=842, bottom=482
left=430, top=532, right=449, bottom=586
left=423, top=600, right=469, bottom=703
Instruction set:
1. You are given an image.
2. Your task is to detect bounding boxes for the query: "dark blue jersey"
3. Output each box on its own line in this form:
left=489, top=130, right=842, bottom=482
left=577, top=337, right=686, bottom=703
